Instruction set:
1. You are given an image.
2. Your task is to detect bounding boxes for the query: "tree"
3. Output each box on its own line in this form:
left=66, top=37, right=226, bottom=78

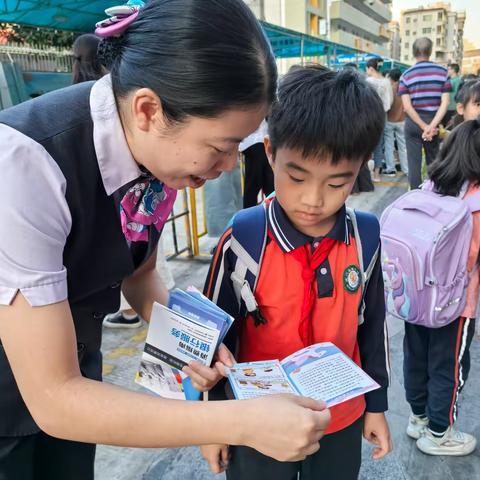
left=0, top=23, right=76, bottom=48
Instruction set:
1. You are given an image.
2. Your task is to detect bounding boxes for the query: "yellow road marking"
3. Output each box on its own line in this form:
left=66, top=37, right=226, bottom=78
left=103, top=364, right=115, bottom=376
left=130, top=328, right=148, bottom=342
left=105, top=347, right=138, bottom=360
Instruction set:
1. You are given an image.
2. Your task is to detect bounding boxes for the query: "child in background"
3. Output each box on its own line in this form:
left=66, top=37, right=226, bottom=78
left=404, top=118, right=480, bottom=456
left=202, top=66, right=392, bottom=479
left=452, top=79, right=480, bottom=127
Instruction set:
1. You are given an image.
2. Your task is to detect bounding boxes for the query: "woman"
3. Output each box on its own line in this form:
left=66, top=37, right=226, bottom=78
left=0, top=1, right=330, bottom=478
left=72, top=33, right=105, bottom=84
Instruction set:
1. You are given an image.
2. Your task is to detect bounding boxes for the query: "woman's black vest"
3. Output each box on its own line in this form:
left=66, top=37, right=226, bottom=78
left=0, top=82, right=159, bottom=436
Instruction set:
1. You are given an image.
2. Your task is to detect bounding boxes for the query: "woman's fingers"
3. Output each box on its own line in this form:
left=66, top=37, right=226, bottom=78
left=215, top=343, right=235, bottom=367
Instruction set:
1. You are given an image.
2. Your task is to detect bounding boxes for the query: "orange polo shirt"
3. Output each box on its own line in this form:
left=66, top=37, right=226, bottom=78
left=205, top=198, right=389, bottom=434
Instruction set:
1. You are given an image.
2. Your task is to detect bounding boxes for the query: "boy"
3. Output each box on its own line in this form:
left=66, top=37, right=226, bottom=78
left=202, top=66, right=392, bottom=479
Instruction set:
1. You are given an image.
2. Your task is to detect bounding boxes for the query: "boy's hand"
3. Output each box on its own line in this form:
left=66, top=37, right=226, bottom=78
left=182, top=344, right=235, bottom=392
left=200, top=444, right=229, bottom=474
left=363, top=412, right=393, bottom=460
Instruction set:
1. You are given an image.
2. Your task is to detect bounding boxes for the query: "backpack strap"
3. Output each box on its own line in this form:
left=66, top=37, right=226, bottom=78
left=229, top=204, right=268, bottom=323
left=346, top=208, right=380, bottom=325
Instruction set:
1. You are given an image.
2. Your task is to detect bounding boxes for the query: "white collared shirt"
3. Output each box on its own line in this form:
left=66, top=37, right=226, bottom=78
left=0, top=75, right=140, bottom=306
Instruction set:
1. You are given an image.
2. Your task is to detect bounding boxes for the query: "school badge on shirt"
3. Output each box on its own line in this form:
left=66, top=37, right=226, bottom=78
left=343, top=265, right=361, bottom=293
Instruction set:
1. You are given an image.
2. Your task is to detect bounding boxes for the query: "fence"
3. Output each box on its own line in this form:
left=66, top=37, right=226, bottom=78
left=0, top=44, right=73, bottom=72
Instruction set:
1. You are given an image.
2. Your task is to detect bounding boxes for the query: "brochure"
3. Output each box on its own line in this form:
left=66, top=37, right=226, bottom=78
left=135, top=287, right=233, bottom=400
left=227, top=342, right=379, bottom=408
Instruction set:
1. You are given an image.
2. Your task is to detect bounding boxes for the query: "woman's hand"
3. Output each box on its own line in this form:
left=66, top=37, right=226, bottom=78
left=200, top=444, right=229, bottom=474
left=363, top=412, right=393, bottom=459
left=182, top=343, right=235, bottom=392
left=240, top=394, right=331, bottom=462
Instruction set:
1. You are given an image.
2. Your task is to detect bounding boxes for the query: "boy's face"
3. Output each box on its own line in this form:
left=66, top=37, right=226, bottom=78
left=264, top=137, right=361, bottom=237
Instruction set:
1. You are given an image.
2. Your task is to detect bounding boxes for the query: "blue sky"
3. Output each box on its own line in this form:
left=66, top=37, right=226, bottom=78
left=392, top=0, right=478, bottom=48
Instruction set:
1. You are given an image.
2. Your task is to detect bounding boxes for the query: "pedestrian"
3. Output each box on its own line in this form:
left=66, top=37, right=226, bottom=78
left=399, top=37, right=452, bottom=189
left=443, top=63, right=462, bottom=128
left=239, top=119, right=274, bottom=208
left=366, top=57, right=394, bottom=181
left=202, top=66, right=392, bottom=478
left=0, top=1, right=331, bottom=478
left=72, top=33, right=106, bottom=84
left=384, top=68, right=408, bottom=176
left=403, top=118, right=480, bottom=456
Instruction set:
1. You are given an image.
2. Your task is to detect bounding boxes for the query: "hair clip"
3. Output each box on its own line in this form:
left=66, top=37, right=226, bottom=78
left=95, top=0, right=144, bottom=38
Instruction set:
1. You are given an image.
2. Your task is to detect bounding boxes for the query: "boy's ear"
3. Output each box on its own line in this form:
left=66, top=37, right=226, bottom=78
left=456, top=102, right=464, bottom=116
left=264, top=136, right=275, bottom=168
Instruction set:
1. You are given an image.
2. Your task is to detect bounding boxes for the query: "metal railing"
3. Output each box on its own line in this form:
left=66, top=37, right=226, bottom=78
left=0, top=44, right=73, bottom=72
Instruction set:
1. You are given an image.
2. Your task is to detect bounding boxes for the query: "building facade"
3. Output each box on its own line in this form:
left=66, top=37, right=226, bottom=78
left=244, top=0, right=327, bottom=36
left=388, top=20, right=401, bottom=61
left=462, top=49, right=480, bottom=76
left=400, top=3, right=465, bottom=66
left=328, top=0, right=392, bottom=58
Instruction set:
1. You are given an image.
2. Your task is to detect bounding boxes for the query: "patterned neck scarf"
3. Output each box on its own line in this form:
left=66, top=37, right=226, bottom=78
left=120, top=171, right=177, bottom=242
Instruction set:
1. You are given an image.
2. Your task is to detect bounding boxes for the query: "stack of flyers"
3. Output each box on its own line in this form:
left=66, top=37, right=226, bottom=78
left=135, top=287, right=233, bottom=400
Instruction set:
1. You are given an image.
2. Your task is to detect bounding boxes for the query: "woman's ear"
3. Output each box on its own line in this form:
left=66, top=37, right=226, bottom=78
left=130, top=88, right=166, bottom=133
left=456, top=102, right=465, bottom=116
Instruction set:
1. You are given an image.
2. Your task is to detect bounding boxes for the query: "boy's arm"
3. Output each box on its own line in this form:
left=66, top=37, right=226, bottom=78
left=203, top=227, right=240, bottom=400
left=357, top=246, right=389, bottom=413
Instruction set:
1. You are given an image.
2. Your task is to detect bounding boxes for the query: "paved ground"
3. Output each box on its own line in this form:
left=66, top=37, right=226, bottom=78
left=95, top=175, right=480, bottom=479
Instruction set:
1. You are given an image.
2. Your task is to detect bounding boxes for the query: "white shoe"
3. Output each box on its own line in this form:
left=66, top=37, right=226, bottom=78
left=416, top=426, right=477, bottom=456
left=406, top=414, right=429, bottom=440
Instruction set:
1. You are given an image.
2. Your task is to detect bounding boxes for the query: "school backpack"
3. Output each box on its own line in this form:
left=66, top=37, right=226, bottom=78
left=227, top=202, right=380, bottom=326
left=380, top=184, right=480, bottom=328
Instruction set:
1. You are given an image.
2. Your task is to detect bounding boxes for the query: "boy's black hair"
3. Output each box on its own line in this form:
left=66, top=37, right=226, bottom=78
left=268, top=65, right=385, bottom=164
left=388, top=68, right=402, bottom=82
left=448, top=63, right=460, bottom=74
left=429, top=118, right=480, bottom=196
left=366, top=57, right=382, bottom=71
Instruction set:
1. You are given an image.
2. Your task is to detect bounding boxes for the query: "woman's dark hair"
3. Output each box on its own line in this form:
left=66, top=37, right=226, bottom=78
left=268, top=66, right=385, bottom=164
left=97, top=0, right=276, bottom=124
left=72, top=34, right=104, bottom=84
left=366, top=57, right=382, bottom=72
left=429, top=119, right=480, bottom=196
left=388, top=68, right=402, bottom=83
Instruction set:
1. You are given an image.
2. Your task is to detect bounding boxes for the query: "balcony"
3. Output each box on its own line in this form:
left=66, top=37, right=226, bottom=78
left=343, top=0, right=392, bottom=24
left=331, top=1, right=386, bottom=38
left=379, top=25, right=390, bottom=40
left=330, top=29, right=389, bottom=57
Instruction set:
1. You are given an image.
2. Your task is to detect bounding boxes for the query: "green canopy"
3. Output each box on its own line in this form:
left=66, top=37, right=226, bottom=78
left=0, top=1, right=112, bottom=32
left=0, top=2, right=409, bottom=70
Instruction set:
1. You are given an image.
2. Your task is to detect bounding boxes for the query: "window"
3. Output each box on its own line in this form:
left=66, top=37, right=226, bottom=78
left=436, top=38, right=441, bottom=46
left=404, top=55, right=409, bottom=61
left=423, top=28, right=432, bottom=34
left=438, top=12, right=443, bottom=21
left=406, top=30, right=410, bottom=36
left=437, top=26, right=442, bottom=34
left=423, top=14, right=432, bottom=22
left=406, top=17, right=411, bottom=24
left=405, top=42, right=409, bottom=49
left=413, top=17, right=417, bottom=22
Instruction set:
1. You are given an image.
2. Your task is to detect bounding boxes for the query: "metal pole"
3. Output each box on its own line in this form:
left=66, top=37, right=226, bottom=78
left=300, top=36, right=305, bottom=65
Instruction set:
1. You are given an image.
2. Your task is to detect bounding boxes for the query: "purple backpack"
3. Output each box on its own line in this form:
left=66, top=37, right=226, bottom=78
left=380, top=184, right=480, bottom=328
